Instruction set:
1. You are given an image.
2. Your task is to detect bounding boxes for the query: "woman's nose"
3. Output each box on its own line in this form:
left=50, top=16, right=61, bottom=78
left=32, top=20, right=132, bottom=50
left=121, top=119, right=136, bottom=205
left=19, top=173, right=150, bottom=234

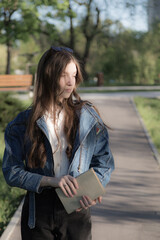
left=66, top=76, right=73, bottom=85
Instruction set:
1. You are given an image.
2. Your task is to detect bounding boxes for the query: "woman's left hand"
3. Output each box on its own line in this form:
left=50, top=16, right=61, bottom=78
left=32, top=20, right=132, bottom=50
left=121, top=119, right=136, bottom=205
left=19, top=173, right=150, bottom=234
left=76, top=196, right=102, bottom=212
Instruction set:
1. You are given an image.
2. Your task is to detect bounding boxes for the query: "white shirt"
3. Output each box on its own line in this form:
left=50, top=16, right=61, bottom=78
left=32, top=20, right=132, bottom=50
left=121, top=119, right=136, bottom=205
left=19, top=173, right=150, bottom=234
left=44, top=110, right=69, bottom=177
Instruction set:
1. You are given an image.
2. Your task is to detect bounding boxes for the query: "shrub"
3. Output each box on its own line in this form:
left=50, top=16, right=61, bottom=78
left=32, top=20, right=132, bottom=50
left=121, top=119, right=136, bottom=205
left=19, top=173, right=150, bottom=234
left=0, top=92, right=26, bottom=132
left=0, top=92, right=31, bottom=236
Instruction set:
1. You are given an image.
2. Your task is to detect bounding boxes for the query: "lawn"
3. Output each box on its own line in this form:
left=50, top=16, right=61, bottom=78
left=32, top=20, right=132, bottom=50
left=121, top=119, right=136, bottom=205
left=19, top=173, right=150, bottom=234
left=134, top=97, right=160, bottom=154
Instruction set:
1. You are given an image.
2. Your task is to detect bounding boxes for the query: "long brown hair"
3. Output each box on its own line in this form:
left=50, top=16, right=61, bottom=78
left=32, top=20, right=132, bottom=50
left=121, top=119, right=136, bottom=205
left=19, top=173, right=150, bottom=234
left=27, top=47, right=84, bottom=168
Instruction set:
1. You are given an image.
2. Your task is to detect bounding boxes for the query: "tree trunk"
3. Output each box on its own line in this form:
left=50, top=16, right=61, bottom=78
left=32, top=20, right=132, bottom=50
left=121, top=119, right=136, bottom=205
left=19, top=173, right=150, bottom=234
left=82, top=37, right=92, bottom=80
left=69, top=1, right=75, bottom=50
left=81, top=1, right=100, bottom=81
left=83, top=36, right=92, bottom=66
left=6, top=43, right=11, bottom=74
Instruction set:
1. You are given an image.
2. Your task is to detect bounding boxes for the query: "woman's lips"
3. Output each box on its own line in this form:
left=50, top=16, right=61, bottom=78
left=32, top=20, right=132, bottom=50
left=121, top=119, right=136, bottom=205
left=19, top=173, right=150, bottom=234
left=65, top=89, right=72, bottom=93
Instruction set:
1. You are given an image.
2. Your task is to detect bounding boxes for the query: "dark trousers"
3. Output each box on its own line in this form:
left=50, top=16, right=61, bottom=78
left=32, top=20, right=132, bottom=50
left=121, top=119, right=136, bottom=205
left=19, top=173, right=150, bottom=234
left=21, top=189, right=92, bottom=240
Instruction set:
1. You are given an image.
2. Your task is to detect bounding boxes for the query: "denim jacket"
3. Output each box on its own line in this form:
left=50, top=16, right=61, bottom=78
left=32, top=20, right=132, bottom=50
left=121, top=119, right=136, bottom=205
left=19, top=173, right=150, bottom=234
left=2, top=104, right=114, bottom=228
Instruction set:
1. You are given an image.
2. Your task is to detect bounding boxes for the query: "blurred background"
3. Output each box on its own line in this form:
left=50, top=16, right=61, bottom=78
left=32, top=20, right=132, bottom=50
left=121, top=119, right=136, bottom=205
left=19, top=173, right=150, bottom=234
left=1, top=0, right=160, bottom=86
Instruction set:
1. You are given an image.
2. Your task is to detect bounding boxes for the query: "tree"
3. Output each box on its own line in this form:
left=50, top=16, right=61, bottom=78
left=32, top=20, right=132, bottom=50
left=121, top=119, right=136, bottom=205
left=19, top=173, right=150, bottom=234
left=65, top=0, right=110, bottom=78
left=39, top=0, right=112, bottom=79
left=0, top=0, right=42, bottom=74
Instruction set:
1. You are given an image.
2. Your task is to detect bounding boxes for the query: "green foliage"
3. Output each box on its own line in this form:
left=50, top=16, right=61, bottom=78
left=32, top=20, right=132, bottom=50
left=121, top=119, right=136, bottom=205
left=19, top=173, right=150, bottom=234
left=134, top=97, right=160, bottom=154
left=99, top=30, right=158, bottom=85
left=0, top=92, right=26, bottom=132
left=0, top=1, right=40, bottom=44
left=0, top=92, right=32, bottom=236
left=0, top=182, right=25, bottom=236
left=0, top=0, right=70, bottom=73
left=0, top=0, right=41, bottom=73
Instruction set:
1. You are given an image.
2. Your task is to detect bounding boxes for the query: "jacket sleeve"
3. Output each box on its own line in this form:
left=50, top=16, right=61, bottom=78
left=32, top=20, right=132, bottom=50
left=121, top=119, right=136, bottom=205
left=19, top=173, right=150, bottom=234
left=90, top=124, right=115, bottom=187
left=2, top=124, right=43, bottom=193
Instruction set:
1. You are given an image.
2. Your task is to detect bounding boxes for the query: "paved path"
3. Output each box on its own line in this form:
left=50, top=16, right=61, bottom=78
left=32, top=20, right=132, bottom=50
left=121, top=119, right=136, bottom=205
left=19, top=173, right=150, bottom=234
left=80, top=91, right=160, bottom=99
left=1, top=96, right=160, bottom=240
left=78, top=86, right=160, bottom=91
left=91, top=97, right=160, bottom=240
left=13, top=89, right=160, bottom=101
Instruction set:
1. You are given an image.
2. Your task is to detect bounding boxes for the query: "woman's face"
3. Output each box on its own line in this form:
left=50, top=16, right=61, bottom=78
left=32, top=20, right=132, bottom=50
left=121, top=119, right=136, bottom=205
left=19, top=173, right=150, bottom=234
left=59, top=61, right=77, bottom=102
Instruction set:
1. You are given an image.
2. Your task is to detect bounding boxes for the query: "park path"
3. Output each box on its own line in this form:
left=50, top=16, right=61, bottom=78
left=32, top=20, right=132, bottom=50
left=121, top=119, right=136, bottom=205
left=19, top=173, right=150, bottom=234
left=91, top=97, right=160, bottom=240
left=1, top=96, right=160, bottom=240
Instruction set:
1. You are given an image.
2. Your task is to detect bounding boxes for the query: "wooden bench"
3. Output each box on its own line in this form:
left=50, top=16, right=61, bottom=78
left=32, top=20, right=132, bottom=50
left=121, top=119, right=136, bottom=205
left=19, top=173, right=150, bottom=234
left=0, top=75, right=33, bottom=92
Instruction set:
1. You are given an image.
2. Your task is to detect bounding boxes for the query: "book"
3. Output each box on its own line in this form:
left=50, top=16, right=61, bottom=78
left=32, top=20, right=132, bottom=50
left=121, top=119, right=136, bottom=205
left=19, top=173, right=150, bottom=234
left=55, top=168, right=105, bottom=214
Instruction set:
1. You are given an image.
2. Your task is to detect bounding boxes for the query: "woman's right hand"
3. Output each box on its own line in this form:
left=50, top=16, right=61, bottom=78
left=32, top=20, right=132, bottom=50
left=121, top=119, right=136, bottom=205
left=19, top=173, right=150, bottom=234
left=40, top=175, right=79, bottom=197
left=56, top=175, right=79, bottom=197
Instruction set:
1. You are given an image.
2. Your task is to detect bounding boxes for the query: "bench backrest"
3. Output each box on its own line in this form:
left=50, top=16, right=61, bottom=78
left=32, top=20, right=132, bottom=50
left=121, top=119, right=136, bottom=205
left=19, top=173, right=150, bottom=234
left=0, top=75, right=33, bottom=91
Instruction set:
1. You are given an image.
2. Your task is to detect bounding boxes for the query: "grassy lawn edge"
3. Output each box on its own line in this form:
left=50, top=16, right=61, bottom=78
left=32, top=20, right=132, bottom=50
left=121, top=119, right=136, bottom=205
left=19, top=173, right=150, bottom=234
left=134, top=97, right=160, bottom=157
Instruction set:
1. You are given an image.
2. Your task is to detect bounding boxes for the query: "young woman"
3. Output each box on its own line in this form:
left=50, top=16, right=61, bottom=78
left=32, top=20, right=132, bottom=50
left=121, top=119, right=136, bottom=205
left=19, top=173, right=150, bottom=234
left=2, top=46, right=114, bottom=240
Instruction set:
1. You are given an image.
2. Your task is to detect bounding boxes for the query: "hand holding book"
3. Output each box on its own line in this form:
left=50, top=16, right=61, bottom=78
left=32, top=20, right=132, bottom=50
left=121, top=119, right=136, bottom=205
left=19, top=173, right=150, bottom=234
left=55, top=168, right=105, bottom=214
left=77, top=195, right=102, bottom=212
left=56, top=174, right=79, bottom=198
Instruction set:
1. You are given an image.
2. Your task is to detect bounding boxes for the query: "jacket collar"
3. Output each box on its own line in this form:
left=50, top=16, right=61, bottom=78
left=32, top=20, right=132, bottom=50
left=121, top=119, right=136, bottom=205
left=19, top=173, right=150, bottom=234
left=36, top=116, right=50, bottom=141
left=78, top=106, right=97, bottom=143
left=36, top=105, right=102, bottom=146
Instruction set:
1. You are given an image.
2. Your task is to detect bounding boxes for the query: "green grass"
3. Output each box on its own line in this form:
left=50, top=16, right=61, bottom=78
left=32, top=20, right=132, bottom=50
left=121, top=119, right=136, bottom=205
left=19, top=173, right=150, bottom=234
left=134, top=97, right=160, bottom=154
left=0, top=93, right=32, bottom=236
